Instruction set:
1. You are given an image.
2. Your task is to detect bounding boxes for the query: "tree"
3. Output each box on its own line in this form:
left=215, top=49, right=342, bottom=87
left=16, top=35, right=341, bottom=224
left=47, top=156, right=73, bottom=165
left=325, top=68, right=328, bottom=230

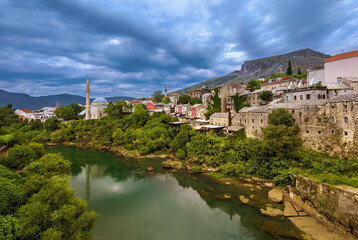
left=189, top=97, right=202, bottom=105
left=177, top=94, right=191, bottom=104
left=42, top=118, right=60, bottom=131
left=162, top=97, right=171, bottom=104
left=54, top=106, right=76, bottom=120
left=2, top=145, right=36, bottom=168
left=246, top=80, right=261, bottom=92
left=286, top=60, right=293, bottom=75
left=70, top=103, right=84, bottom=115
left=152, top=90, right=163, bottom=102
left=232, top=93, right=249, bottom=112
left=297, top=68, right=302, bottom=75
left=104, top=101, right=130, bottom=117
left=131, top=104, right=149, bottom=127
left=268, top=108, right=294, bottom=127
left=259, top=90, right=273, bottom=102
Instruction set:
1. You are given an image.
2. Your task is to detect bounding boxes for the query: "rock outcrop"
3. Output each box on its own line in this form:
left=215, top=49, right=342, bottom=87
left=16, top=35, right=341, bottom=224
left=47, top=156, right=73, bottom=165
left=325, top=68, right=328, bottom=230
left=268, top=188, right=283, bottom=203
left=161, top=160, right=185, bottom=170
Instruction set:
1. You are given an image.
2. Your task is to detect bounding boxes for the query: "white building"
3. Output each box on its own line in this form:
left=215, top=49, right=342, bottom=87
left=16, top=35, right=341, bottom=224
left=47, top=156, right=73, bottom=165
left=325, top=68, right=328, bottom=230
left=14, top=109, right=55, bottom=122
left=324, top=50, right=358, bottom=84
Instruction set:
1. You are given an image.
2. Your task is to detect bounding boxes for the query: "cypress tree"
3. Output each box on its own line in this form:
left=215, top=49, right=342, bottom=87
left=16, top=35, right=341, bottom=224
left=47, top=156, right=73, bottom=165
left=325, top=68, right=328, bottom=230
left=297, top=68, right=302, bottom=75
left=286, top=60, right=293, bottom=75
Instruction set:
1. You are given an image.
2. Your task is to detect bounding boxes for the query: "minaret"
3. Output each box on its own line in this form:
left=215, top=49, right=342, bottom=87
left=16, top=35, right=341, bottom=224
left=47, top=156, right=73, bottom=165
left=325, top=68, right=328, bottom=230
left=85, top=76, right=91, bottom=120
left=165, top=83, right=167, bottom=96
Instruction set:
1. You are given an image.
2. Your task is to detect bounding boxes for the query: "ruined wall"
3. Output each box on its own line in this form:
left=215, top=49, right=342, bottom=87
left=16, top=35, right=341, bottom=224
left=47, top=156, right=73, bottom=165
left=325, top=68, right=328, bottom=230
left=294, top=175, right=358, bottom=236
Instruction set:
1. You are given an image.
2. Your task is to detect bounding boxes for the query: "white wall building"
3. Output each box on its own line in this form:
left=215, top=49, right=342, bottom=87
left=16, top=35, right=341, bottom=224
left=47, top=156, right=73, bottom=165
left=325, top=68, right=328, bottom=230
left=324, top=50, right=358, bottom=84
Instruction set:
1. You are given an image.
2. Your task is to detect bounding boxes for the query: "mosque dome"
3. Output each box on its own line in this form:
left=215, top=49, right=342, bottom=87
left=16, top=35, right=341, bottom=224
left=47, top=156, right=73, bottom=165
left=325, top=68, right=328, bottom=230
left=93, top=97, right=108, bottom=103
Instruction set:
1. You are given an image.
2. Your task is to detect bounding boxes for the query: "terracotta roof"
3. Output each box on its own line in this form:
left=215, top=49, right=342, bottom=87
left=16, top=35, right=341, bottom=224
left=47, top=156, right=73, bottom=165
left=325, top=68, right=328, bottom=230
left=325, top=50, right=358, bottom=63
left=18, top=115, right=26, bottom=118
left=147, top=97, right=154, bottom=100
left=232, top=83, right=240, bottom=88
left=169, top=94, right=180, bottom=96
left=19, top=109, right=35, bottom=113
left=131, top=99, right=138, bottom=103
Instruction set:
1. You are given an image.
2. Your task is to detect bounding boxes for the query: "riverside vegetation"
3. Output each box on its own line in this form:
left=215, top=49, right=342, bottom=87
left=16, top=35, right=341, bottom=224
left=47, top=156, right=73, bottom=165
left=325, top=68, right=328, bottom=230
left=1, top=103, right=358, bottom=189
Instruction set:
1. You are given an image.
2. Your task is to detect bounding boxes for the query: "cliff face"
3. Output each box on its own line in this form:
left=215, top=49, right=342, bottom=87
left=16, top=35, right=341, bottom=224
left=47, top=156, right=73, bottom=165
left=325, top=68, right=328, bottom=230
left=175, top=49, right=330, bottom=94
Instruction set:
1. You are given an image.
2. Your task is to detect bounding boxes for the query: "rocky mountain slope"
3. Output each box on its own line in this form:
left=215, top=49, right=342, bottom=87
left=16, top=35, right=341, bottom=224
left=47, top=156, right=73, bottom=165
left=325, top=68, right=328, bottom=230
left=0, top=89, right=134, bottom=110
left=175, top=49, right=330, bottom=94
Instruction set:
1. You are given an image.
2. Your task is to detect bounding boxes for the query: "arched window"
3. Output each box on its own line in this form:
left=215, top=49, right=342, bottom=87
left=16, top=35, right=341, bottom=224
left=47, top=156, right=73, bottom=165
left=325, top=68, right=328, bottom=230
left=300, top=95, right=303, bottom=100
left=345, top=117, right=348, bottom=123
left=294, top=95, right=297, bottom=100
left=305, top=117, right=310, bottom=123
left=323, top=94, right=326, bottom=99
left=318, top=118, right=321, bottom=123
left=286, top=96, right=289, bottom=101
left=306, top=94, right=311, bottom=100
left=331, top=116, right=335, bottom=123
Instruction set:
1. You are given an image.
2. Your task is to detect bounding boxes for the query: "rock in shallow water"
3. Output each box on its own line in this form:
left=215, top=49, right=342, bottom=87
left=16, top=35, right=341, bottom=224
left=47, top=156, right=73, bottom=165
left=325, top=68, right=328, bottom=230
left=268, top=188, right=283, bottom=203
left=239, top=195, right=250, bottom=204
left=146, top=166, right=154, bottom=172
left=260, top=207, right=284, bottom=217
left=161, top=160, right=185, bottom=170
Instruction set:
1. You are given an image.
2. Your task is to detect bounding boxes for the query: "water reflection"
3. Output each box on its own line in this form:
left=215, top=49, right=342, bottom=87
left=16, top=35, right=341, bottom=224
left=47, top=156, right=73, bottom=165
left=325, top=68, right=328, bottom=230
left=46, top=146, right=303, bottom=240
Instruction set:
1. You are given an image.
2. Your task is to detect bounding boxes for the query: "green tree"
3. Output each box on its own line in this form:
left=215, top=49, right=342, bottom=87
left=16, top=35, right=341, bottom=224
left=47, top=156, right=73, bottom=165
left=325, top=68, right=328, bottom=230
left=54, top=106, right=76, bottom=120
left=162, top=97, right=171, bottom=104
left=131, top=104, right=149, bottom=127
left=152, top=90, right=163, bottom=102
left=246, top=80, right=261, bottom=92
left=258, top=90, right=273, bottom=102
left=286, top=60, right=293, bottom=75
left=42, top=117, right=60, bottom=131
left=70, top=103, right=84, bottom=115
left=268, top=108, right=294, bottom=127
left=104, top=101, right=131, bottom=117
left=232, top=93, right=249, bottom=112
left=297, top=67, right=302, bottom=75
left=2, top=145, right=36, bottom=168
left=189, top=97, right=202, bottom=105
left=177, top=94, right=191, bottom=104
left=17, top=177, right=98, bottom=240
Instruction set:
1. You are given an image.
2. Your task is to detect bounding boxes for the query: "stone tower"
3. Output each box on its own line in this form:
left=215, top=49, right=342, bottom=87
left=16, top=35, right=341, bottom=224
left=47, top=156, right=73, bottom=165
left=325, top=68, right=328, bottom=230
left=85, top=76, right=91, bottom=120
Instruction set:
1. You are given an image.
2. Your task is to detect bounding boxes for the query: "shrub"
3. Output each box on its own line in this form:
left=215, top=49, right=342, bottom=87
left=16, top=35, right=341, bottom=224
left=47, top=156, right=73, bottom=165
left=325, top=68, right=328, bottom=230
left=2, top=145, right=36, bottom=168
left=220, top=162, right=246, bottom=177
left=175, top=148, right=187, bottom=161
left=191, top=166, right=202, bottom=174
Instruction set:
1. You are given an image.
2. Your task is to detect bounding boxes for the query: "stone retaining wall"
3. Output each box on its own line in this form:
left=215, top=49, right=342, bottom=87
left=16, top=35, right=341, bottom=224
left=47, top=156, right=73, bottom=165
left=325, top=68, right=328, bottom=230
left=294, top=175, right=358, bottom=236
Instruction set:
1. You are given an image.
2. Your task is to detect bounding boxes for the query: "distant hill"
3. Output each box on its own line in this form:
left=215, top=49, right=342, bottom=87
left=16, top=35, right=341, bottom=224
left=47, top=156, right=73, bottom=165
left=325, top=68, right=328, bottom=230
left=0, top=89, right=134, bottom=110
left=174, top=49, right=330, bottom=94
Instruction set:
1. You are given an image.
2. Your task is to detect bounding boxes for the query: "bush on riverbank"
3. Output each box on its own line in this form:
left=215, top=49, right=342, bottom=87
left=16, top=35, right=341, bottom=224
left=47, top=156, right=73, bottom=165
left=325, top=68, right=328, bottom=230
left=0, top=143, right=97, bottom=239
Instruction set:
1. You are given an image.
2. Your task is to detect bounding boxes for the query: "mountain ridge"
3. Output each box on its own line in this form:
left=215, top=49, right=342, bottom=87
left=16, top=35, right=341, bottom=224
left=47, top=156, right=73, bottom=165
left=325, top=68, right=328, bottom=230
left=174, top=48, right=331, bottom=94
left=0, top=89, right=134, bottom=110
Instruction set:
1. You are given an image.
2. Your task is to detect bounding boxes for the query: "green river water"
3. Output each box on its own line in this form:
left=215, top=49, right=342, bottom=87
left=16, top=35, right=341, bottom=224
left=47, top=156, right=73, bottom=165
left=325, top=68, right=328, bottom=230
left=46, top=146, right=303, bottom=240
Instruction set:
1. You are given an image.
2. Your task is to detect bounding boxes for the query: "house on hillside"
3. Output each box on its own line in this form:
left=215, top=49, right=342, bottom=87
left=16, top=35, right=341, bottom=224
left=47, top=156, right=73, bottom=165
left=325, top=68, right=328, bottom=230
left=324, top=50, right=358, bottom=84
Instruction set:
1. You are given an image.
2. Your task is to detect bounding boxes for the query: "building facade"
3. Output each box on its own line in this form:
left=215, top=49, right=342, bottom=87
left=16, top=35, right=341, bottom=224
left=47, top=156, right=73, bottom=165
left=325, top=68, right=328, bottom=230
left=324, top=50, right=358, bottom=84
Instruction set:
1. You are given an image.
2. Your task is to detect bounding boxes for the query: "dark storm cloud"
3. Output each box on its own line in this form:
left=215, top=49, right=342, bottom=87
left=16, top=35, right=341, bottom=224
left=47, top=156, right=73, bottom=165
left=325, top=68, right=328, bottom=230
left=0, top=0, right=357, bottom=98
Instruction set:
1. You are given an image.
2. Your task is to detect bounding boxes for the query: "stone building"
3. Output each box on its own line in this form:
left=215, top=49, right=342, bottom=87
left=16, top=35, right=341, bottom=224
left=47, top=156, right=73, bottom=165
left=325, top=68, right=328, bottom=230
left=324, top=50, right=358, bottom=83
left=187, top=87, right=210, bottom=98
left=232, top=94, right=358, bottom=158
left=307, top=68, right=325, bottom=85
left=202, top=93, right=211, bottom=107
left=210, top=112, right=229, bottom=126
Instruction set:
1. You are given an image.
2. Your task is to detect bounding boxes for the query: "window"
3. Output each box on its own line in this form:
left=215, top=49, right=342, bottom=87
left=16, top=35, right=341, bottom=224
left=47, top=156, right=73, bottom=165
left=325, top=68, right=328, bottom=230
left=345, top=117, right=348, bottom=123
left=252, top=126, right=254, bottom=129
left=286, top=96, right=289, bottom=101
left=305, top=117, right=310, bottom=123
left=331, top=116, right=335, bottom=123
left=345, top=131, right=348, bottom=136
left=294, top=95, right=297, bottom=100
left=318, top=131, right=321, bottom=135
left=261, top=119, right=263, bottom=124
left=318, top=94, right=321, bottom=99
left=306, top=94, right=311, bottom=100
left=252, top=119, right=254, bottom=123
left=293, top=119, right=295, bottom=123
left=322, top=94, right=326, bottom=99
left=331, top=130, right=335, bottom=134
left=300, top=95, right=303, bottom=100
left=306, top=130, right=310, bottom=133
left=318, top=118, right=321, bottom=123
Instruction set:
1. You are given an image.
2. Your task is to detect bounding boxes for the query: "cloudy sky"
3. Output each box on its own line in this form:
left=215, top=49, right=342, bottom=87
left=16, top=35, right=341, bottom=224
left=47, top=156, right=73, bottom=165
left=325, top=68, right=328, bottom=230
left=1, top=0, right=357, bottom=98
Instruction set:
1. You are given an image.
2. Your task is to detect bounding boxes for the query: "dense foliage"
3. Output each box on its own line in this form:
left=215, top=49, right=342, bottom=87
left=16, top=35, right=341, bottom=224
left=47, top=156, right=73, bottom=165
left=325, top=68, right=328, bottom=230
left=1, top=106, right=357, bottom=190
left=104, top=101, right=132, bottom=117
left=151, top=90, right=163, bottom=102
left=54, top=104, right=84, bottom=120
left=177, top=94, right=191, bottom=104
left=232, top=93, right=249, bottom=112
left=246, top=80, right=261, bottom=92
left=258, top=90, right=273, bottom=102
left=0, top=143, right=97, bottom=239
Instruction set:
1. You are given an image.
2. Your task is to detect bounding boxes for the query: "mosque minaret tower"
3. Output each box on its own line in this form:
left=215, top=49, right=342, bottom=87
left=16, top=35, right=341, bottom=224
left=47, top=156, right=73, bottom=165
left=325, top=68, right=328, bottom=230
left=85, top=76, right=91, bottom=120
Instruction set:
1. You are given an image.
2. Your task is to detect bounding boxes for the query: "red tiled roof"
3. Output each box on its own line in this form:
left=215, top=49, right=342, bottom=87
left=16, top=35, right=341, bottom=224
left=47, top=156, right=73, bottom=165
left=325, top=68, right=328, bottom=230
left=131, top=99, right=138, bottom=103
left=232, top=83, right=240, bottom=88
left=147, top=97, right=154, bottom=100
left=169, top=94, right=180, bottom=96
left=325, top=50, right=358, bottom=63
left=19, top=115, right=26, bottom=119
left=19, top=109, right=35, bottom=113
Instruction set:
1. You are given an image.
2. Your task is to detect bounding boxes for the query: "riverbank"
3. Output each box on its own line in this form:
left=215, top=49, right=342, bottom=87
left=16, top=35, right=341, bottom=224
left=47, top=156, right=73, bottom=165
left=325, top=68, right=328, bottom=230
left=45, top=143, right=358, bottom=240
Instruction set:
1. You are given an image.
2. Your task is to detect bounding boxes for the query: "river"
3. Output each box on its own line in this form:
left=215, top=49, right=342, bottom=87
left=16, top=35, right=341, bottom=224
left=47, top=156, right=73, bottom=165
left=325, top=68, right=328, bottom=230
left=46, top=146, right=303, bottom=240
